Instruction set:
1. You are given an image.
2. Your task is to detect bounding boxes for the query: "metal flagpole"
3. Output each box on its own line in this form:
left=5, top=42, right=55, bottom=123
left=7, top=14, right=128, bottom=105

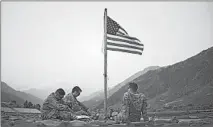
left=103, top=8, right=108, bottom=119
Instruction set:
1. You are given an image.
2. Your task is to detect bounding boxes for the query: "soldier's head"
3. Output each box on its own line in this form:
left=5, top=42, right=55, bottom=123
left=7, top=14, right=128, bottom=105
left=55, top=88, right=65, bottom=100
left=72, top=86, right=82, bottom=98
left=128, top=82, right=138, bottom=92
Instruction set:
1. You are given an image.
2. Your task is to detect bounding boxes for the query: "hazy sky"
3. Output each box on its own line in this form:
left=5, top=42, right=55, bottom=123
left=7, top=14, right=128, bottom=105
left=2, top=2, right=213, bottom=96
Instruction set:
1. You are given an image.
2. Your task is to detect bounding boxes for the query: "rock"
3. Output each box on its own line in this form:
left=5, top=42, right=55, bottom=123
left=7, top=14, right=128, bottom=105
left=69, top=120, right=87, bottom=126
left=203, top=118, right=213, bottom=123
left=106, top=120, right=116, bottom=125
left=26, top=119, right=36, bottom=123
left=155, top=119, right=171, bottom=124
left=9, top=121, right=15, bottom=126
left=133, top=121, right=147, bottom=126
left=9, top=116, right=20, bottom=121
left=189, top=116, right=198, bottom=119
left=154, top=123, right=165, bottom=127
left=90, top=120, right=109, bottom=126
left=2, top=116, right=9, bottom=120
left=57, top=121, right=70, bottom=127
left=179, top=121, right=190, bottom=126
left=35, top=120, right=61, bottom=126
left=36, top=122, right=47, bottom=127
left=125, top=122, right=135, bottom=127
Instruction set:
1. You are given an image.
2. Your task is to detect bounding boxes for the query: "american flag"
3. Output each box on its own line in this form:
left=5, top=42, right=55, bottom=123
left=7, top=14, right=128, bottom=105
left=106, top=16, right=144, bottom=55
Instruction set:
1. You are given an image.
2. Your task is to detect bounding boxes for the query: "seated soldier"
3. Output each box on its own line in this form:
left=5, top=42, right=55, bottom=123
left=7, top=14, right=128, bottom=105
left=63, top=86, right=91, bottom=116
left=41, top=88, right=77, bottom=120
left=121, top=82, right=149, bottom=122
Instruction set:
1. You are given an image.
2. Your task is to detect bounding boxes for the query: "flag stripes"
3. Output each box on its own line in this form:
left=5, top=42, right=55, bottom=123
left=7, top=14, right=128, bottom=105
left=106, top=16, right=144, bottom=55
left=107, top=42, right=143, bottom=51
left=107, top=34, right=143, bottom=46
left=106, top=47, right=142, bottom=55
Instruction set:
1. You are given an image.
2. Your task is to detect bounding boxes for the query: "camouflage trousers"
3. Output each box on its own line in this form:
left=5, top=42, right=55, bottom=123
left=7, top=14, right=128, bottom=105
left=129, top=113, right=141, bottom=122
left=116, top=111, right=148, bottom=123
left=41, top=110, right=76, bottom=121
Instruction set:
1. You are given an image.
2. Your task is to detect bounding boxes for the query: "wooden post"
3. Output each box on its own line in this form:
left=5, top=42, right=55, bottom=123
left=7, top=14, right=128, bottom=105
left=104, top=8, right=108, bottom=119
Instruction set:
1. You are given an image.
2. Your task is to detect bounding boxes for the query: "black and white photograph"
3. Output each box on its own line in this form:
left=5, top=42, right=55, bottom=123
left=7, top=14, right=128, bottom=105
left=1, top=1, right=213, bottom=127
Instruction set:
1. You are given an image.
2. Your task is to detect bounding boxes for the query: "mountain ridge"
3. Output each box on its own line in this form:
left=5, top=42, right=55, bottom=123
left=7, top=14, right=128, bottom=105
left=82, top=66, right=160, bottom=109
left=1, top=82, right=43, bottom=105
left=95, top=46, right=213, bottom=110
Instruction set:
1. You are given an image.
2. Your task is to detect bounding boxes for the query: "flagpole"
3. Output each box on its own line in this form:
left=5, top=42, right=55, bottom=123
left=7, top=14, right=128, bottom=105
left=104, top=8, right=108, bottom=119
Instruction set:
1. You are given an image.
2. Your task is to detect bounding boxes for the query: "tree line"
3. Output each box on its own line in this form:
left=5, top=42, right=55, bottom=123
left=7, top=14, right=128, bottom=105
left=6, top=100, right=41, bottom=110
left=23, top=100, right=41, bottom=110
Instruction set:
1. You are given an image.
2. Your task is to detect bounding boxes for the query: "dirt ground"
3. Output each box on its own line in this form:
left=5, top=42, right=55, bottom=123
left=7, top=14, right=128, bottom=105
left=1, top=119, right=213, bottom=127
left=1, top=111, right=213, bottom=127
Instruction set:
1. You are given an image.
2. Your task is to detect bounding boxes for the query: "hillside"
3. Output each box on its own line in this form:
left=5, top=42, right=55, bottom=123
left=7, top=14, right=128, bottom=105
left=82, top=66, right=160, bottom=109
left=1, top=91, right=25, bottom=105
left=23, top=82, right=79, bottom=100
left=23, top=88, right=51, bottom=100
left=1, top=82, right=43, bottom=105
left=95, top=46, right=213, bottom=110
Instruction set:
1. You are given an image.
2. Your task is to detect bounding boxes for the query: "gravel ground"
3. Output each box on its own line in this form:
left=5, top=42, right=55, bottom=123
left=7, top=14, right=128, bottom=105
left=1, top=119, right=213, bottom=127
left=1, top=113, right=213, bottom=127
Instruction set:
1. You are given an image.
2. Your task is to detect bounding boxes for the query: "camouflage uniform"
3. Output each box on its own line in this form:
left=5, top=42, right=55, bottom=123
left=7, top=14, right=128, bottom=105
left=41, top=93, right=76, bottom=120
left=122, top=91, right=148, bottom=122
left=63, top=93, right=89, bottom=115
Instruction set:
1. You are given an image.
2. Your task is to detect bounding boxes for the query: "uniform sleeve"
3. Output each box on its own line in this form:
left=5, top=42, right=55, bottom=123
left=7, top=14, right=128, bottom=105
left=122, top=92, right=129, bottom=118
left=45, top=96, right=70, bottom=111
left=141, top=95, right=148, bottom=121
left=78, top=101, right=89, bottom=111
left=63, top=95, right=73, bottom=109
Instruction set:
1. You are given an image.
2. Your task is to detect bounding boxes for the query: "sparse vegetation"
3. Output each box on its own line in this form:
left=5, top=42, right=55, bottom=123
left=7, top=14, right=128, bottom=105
left=23, top=100, right=41, bottom=110
left=1, top=82, right=43, bottom=105
left=85, top=47, right=213, bottom=112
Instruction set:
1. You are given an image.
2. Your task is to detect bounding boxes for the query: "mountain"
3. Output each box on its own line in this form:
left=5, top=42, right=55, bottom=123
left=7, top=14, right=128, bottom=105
left=23, top=82, right=77, bottom=100
left=1, top=82, right=43, bottom=105
left=23, top=88, right=52, bottom=100
left=95, top=46, right=213, bottom=110
left=82, top=66, right=160, bottom=109
left=109, top=66, right=160, bottom=97
left=1, top=91, right=25, bottom=105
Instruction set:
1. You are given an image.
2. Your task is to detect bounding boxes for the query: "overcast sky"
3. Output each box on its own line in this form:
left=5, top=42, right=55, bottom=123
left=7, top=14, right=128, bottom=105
left=1, top=2, right=213, bottom=97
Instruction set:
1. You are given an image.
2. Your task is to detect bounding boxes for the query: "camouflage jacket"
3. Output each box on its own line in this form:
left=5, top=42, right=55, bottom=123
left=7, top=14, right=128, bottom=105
left=41, top=93, right=72, bottom=119
left=63, top=93, right=88, bottom=112
left=122, top=91, right=148, bottom=122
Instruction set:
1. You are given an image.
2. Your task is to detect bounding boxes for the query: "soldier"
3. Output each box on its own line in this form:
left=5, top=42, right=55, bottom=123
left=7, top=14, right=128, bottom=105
left=121, top=82, right=149, bottom=122
left=63, top=86, right=91, bottom=116
left=41, top=88, right=77, bottom=120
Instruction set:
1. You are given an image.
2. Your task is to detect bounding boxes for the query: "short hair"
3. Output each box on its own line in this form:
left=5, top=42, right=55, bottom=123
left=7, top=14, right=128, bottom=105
left=72, top=86, right=82, bottom=93
left=128, top=82, right=138, bottom=91
left=55, top=88, right=65, bottom=95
